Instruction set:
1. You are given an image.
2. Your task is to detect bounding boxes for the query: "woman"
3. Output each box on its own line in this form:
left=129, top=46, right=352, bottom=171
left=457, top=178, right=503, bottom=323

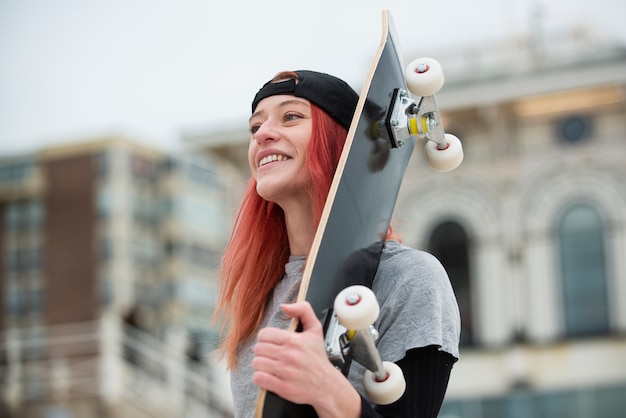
left=215, top=70, right=460, bottom=418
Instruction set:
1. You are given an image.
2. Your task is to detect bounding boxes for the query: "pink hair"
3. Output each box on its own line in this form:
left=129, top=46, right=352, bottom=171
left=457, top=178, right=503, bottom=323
left=214, top=103, right=348, bottom=369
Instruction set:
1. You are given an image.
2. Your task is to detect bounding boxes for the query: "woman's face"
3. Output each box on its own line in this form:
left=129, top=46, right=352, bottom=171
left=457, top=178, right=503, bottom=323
left=248, top=95, right=313, bottom=208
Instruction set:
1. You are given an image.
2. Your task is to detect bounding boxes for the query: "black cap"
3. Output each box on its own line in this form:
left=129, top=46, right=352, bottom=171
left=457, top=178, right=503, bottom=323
left=251, top=70, right=359, bottom=131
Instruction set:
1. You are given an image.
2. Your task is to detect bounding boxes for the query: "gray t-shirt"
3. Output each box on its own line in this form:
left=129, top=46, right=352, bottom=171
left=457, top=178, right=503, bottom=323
left=230, top=240, right=461, bottom=417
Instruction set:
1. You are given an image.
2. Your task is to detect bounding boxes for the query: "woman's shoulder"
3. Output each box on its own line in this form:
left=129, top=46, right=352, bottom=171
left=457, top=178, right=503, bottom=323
left=379, top=240, right=447, bottom=279
left=374, top=240, right=452, bottom=304
left=373, top=240, right=461, bottom=360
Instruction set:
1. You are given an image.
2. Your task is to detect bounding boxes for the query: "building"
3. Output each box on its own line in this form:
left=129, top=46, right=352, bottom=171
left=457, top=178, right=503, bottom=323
left=399, top=27, right=626, bottom=418
left=1, top=137, right=235, bottom=417
left=187, top=28, right=626, bottom=417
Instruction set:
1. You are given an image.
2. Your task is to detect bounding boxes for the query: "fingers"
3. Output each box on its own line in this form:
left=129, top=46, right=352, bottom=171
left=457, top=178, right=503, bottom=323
left=252, top=328, right=309, bottom=399
left=279, top=301, right=323, bottom=336
left=252, top=301, right=328, bottom=404
left=252, top=301, right=364, bottom=412
left=256, top=326, right=290, bottom=345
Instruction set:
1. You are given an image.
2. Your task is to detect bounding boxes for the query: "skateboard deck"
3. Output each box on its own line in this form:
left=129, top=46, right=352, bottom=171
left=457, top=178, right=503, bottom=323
left=255, top=10, right=417, bottom=417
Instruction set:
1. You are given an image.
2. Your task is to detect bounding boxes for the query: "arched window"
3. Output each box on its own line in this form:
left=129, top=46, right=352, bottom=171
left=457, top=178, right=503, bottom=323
left=429, top=221, right=473, bottom=346
left=558, top=204, right=609, bottom=337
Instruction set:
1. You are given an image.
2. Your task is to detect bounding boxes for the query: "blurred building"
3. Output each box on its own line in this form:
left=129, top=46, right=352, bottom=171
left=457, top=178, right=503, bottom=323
left=186, top=28, right=626, bottom=417
left=399, top=27, right=626, bottom=418
left=0, top=137, right=238, bottom=417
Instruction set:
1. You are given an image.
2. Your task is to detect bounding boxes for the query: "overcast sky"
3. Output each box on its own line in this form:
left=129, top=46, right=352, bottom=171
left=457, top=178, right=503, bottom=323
left=1, top=0, right=625, bottom=156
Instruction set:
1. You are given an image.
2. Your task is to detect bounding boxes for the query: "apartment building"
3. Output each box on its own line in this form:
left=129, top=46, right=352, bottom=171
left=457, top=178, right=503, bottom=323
left=0, top=137, right=236, bottom=417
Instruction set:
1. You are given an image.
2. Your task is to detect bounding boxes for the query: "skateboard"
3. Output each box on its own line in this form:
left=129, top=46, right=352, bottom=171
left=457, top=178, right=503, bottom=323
left=254, top=9, right=462, bottom=418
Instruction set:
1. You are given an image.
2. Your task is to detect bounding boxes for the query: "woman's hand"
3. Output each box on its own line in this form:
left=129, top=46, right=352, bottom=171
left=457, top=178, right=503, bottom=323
left=252, top=301, right=361, bottom=418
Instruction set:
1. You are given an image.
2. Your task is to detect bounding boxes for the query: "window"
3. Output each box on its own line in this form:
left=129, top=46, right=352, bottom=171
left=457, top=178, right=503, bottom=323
left=556, top=114, right=593, bottom=144
left=7, top=249, right=20, bottom=273
left=5, top=200, right=43, bottom=231
left=428, top=221, right=473, bottom=346
left=97, top=186, right=111, bottom=218
left=6, top=285, right=21, bottom=315
left=0, top=159, right=34, bottom=184
left=26, top=200, right=43, bottom=228
left=27, top=247, right=42, bottom=270
left=5, top=201, right=21, bottom=230
left=558, top=204, right=609, bottom=337
left=97, top=151, right=110, bottom=177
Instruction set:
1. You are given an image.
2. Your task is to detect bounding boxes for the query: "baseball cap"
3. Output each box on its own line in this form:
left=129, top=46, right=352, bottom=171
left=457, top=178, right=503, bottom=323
left=251, top=70, right=360, bottom=131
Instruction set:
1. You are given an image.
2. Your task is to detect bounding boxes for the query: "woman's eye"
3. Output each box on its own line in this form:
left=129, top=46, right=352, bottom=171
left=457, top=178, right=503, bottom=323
left=249, top=124, right=260, bottom=134
left=284, top=112, right=302, bottom=122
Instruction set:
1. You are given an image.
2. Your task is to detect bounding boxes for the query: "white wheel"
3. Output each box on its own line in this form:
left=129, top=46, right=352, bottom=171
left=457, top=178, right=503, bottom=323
left=333, top=285, right=379, bottom=330
left=405, top=57, right=444, bottom=97
left=425, top=133, right=463, bottom=172
left=363, top=361, right=406, bottom=405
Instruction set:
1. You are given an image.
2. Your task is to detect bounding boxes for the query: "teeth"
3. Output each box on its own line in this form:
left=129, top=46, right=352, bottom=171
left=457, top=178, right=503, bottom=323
left=259, top=154, right=288, bottom=167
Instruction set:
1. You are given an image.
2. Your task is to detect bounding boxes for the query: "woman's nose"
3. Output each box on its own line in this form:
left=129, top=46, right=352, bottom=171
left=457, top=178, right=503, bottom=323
left=253, top=120, right=279, bottom=144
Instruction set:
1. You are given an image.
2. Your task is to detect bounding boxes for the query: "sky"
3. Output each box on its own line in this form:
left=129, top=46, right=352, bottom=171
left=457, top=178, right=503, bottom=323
left=1, top=0, right=625, bottom=156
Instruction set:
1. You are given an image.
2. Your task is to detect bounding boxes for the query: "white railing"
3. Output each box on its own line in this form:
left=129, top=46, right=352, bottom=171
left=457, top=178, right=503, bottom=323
left=1, top=315, right=233, bottom=417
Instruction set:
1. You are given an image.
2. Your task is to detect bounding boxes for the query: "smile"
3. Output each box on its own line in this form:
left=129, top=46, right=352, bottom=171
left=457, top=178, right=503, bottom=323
left=259, top=154, right=290, bottom=167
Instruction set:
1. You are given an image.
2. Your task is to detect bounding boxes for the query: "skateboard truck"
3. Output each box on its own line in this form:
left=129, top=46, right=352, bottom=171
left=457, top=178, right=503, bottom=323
left=383, top=88, right=446, bottom=148
left=326, top=285, right=406, bottom=405
left=325, top=315, right=385, bottom=379
left=341, top=325, right=387, bottom=381
left=325, top=311, right=352, bottom=375
left=376, top=57, right=464, bottom=172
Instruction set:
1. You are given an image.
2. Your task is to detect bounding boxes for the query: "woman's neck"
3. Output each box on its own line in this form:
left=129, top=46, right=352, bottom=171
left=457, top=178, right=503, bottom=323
left=283, top=204, right=316, bottom=257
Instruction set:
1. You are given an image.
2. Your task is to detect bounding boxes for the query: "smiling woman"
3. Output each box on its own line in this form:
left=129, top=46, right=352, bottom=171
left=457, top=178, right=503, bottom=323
left=217, top=72, right=351, bottom=371
left=213, top=70, right=460, bottom=418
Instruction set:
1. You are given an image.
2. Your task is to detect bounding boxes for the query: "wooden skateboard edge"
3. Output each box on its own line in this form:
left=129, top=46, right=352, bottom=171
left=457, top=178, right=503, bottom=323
left=296, top=8, right=391, bottom=304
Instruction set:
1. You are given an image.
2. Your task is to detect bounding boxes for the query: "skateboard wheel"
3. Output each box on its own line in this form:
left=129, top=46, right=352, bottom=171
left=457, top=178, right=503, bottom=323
left=405, top=57, right=444, bottom=97
left=333, top=285, right=379, bottom=330
left=363, top=361, right=406, bottom=405
left=425, top=133, right=463, bottom=172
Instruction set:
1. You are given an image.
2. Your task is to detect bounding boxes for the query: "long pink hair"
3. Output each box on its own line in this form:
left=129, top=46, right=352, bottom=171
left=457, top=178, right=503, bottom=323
left=214, top=98, right=348, bottom=368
